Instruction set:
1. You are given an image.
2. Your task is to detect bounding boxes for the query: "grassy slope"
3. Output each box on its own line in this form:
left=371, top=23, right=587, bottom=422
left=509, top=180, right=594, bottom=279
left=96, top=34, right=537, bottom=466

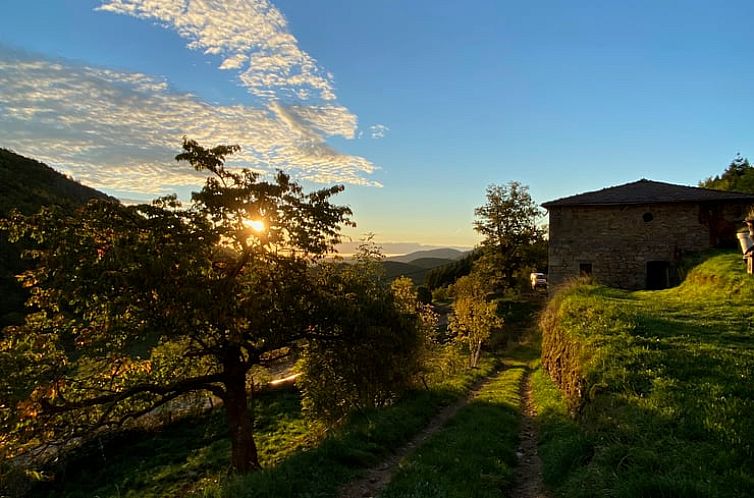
left=537, top=251, right=754, bottom=497
left=35, top=391, right=312, bottom=498
left=40, top=356, right=496, bottom=498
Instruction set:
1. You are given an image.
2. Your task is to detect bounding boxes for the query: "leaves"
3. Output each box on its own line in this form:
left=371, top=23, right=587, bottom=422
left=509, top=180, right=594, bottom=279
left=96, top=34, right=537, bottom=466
left=700, top=154, right=754, bottom=194
left=0, top=139, right=354, bottom=474
left=473, top=181, right=546, bottom=291
left=448, top=275, right=503, bottom=367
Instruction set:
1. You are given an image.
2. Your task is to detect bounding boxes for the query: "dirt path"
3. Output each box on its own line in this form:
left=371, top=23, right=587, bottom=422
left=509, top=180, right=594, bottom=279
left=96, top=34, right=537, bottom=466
left=337, top=372, right=498, bottom=498
left=510, top=370, right=550, bottom=498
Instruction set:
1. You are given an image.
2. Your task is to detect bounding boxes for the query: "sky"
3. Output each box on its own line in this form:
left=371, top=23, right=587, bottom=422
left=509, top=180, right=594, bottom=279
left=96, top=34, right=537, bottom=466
left=2, top=1, right=754, bottom=254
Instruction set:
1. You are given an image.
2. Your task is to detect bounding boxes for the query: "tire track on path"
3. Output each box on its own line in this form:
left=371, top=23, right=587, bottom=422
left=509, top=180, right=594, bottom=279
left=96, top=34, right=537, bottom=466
left=337, top=371, right=499, bottom=498
left=510, top=370, right=550, bottom=498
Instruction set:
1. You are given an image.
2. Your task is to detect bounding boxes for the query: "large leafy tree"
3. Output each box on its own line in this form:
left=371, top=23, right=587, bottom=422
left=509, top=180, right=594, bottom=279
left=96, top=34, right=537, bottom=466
left=473, top=181, right=544, bottom=290
left=0, top=140, right=352, bottom=474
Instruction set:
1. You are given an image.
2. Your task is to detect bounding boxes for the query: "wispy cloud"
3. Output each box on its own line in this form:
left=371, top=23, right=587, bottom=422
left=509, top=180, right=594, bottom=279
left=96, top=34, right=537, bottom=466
left=0, top=49, right=380, bottom=196
left=369, top=124, right=390, bottom=140
left=97, top=0, right=336, bottom=102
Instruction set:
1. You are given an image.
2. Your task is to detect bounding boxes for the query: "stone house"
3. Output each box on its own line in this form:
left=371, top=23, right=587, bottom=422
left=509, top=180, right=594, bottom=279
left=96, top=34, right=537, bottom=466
left=542, top=179, right=754, bottom=290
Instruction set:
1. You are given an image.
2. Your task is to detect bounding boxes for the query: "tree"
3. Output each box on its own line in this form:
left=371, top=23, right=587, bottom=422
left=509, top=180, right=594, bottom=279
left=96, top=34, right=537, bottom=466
left=298, top=245, right=431, bottom=422
left=700, top=154, right=754, bottom=193
left=447, top=275, right=503, bottom=368
left=473, top=182, right=544, bottom=291
left=0, top=139, right=353, bottom=474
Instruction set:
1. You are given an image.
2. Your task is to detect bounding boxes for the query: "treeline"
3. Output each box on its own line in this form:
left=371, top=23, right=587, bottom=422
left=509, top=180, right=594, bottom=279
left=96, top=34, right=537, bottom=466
left=700, top=154, right=754, bottom=194
left=424, top=250, right=480, bottom=290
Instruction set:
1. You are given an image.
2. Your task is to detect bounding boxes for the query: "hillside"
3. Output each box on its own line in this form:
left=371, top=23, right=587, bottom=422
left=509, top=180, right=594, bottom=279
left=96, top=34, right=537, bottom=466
left=0, top=148, right=112, bottom=216
left=387, top=248, right=467, bottom=264
left=404, top=257, right=454, bottom=269
left=0, top=148, right=113, bottom=327
left=537, top=251, right=754, bottom=497
left=381, top=261, right=431, bottom=284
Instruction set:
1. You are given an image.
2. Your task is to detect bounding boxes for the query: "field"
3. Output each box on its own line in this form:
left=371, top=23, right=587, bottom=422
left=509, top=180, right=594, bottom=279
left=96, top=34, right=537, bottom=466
left=537, top=251, right=754, bottom=497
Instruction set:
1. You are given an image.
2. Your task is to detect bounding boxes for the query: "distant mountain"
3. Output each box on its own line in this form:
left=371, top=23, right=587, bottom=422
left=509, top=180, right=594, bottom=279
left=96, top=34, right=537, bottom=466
left=387, top=248, right=468, bottom=264
left=0, top=148, right=113, bottom=327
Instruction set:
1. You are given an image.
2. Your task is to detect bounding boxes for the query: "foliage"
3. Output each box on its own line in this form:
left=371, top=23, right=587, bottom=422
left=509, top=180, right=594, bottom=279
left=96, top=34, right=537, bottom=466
left=298, top=247, right=431, bottom=423
left=430, top=286, right=450, bottom=302
left=537, top=251, right=754, bottom=497
left=0, top=148, right=112, bottom=330
left=473, top=182, right=545, bottom=291
left=0, top=139, right=353, bottom=476
left=699, top=154, right=754, bottom=193
left=416, top=285, right=432, bottom=305
left=448, top=275, right=504, bottom=367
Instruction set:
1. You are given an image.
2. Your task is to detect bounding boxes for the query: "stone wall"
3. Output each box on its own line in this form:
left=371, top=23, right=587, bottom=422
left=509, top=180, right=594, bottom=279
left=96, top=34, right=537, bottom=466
left=547, top=201, right=747, bottom=290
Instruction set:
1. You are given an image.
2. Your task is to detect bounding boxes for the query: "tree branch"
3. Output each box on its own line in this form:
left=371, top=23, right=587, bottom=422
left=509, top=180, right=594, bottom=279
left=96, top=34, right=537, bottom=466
left=40, top=373, right=225, bottom=414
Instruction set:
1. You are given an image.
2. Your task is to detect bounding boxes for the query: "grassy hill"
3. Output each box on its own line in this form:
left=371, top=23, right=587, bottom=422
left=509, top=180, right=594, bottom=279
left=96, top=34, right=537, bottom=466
left=0, top=148, right=112, bottom=327
left=536, top=251, right=754, bottom=497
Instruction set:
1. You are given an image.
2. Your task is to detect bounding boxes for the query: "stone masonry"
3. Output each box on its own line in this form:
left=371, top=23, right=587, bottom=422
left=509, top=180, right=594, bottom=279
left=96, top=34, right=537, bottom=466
left=543, top=180, right=754, bottom=290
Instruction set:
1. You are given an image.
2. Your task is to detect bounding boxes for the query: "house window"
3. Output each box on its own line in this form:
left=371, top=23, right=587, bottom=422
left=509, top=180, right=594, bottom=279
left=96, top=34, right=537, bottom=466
left=579, top=263, right=592, bottom=276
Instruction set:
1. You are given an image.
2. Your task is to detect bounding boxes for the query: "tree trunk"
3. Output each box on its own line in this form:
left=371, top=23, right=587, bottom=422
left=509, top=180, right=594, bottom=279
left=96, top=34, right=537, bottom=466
left=222, top=347, right=260, bottom=473
left=471, top=339, right=482, bottom=368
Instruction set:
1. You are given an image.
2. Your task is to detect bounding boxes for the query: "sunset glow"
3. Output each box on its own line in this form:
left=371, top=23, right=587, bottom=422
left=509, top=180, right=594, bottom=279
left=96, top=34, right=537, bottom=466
left=244, top=218, right=266, bottom=233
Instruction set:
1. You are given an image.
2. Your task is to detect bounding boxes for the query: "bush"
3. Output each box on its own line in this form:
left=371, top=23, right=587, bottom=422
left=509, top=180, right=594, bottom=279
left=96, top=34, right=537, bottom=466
left=298, top=250, right=428, bottom=422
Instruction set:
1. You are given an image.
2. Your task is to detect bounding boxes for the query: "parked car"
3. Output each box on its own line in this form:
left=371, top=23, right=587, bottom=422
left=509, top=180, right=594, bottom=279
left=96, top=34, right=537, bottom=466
left=530, top=272, right=548, bottom=290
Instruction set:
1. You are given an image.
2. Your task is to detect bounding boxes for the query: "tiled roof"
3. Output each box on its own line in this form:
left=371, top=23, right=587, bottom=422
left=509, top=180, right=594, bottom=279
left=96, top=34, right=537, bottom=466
left=542, top=179, right=754, bottom=208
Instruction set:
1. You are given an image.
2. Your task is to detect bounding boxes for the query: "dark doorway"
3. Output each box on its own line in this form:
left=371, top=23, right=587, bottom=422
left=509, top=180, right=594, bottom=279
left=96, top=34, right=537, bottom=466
left=646, top=261, right=670, bottom=290
left=579, top=263, right=592, bottom=276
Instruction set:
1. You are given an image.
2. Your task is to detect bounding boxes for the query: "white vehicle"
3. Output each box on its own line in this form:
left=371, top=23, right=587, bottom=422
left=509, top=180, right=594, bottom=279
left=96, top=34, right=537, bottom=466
left=530, top=272, right=547, bottom=290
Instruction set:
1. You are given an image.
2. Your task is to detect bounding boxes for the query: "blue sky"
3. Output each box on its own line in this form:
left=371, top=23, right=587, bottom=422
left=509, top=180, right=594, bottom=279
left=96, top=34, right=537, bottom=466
left=2, top=1, right=754, bottom=252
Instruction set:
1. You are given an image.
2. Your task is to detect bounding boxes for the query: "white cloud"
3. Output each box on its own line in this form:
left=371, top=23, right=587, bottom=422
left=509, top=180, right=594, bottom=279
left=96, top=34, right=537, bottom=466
left=0, top=50, right=380, bottom=196
left=369, top=124, right=389, bottom=140
left=218, top=53, right=247, bottom=70
left=97, top=0, right=336, bottom=102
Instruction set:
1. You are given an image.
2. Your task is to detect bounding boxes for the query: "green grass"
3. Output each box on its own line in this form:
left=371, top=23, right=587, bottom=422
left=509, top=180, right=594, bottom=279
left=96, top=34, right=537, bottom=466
left=537, top=251, right=754, bottom=497
left=36, top=391, right=313, bottom=497
left=215, top=358, right=496, bottom=497
left=377, top=344, right=537, bottom=498
left=38, top=356, right=496, bottom=498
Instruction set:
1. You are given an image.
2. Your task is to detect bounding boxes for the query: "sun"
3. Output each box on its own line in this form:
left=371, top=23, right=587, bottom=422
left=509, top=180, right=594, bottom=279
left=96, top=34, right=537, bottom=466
left=244, top=218, right=266, bottom=233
